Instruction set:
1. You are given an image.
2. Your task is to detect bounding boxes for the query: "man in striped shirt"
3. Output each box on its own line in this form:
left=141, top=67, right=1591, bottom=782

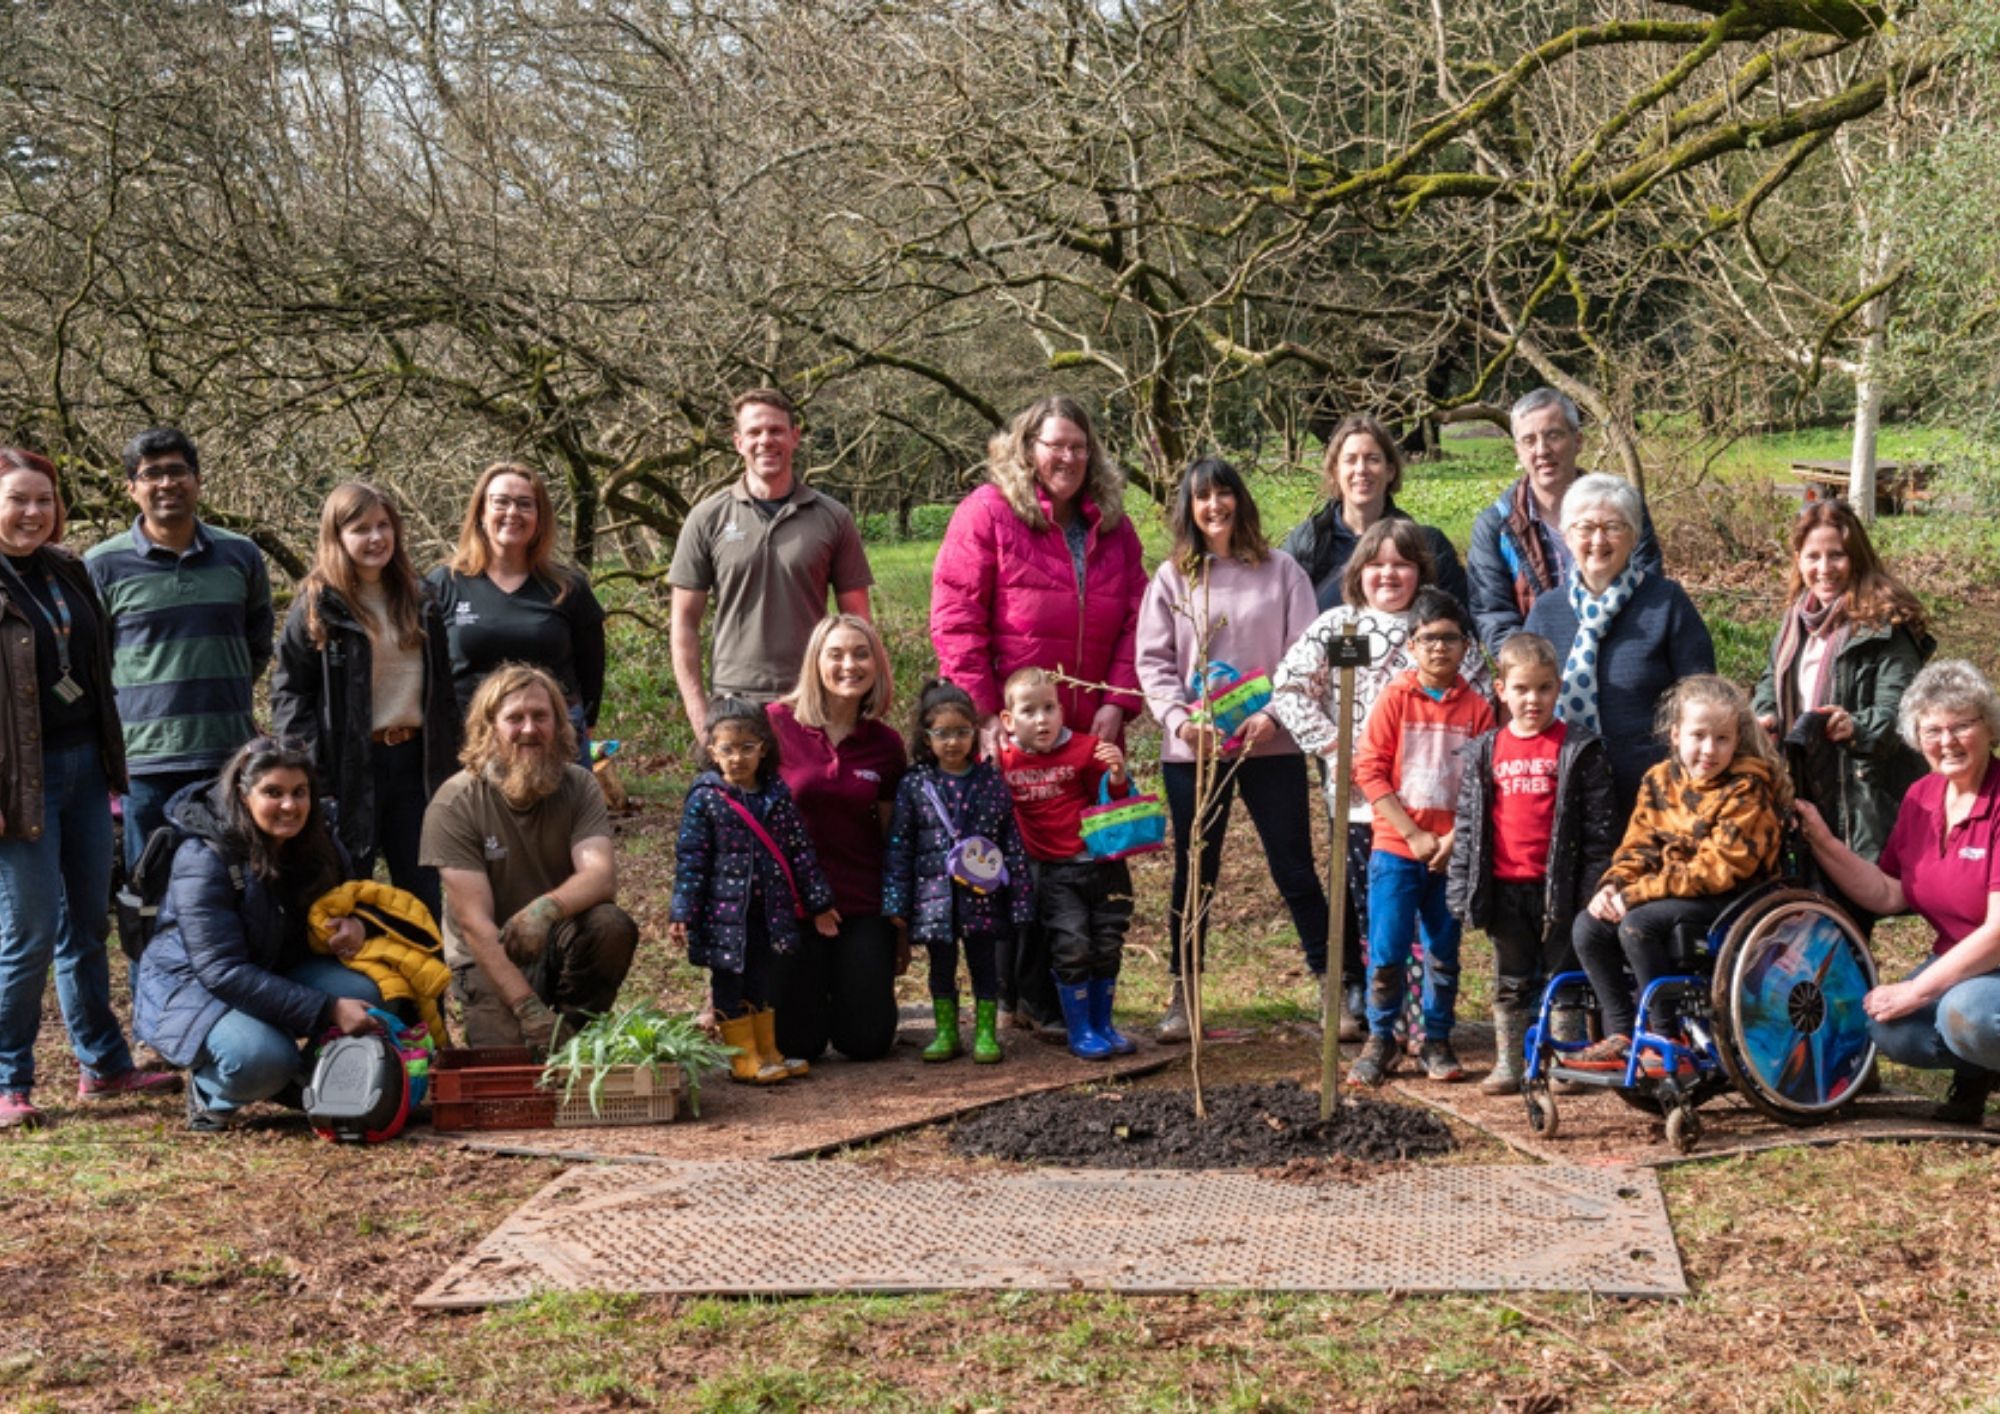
left=86, top=428, right=274, bottom=867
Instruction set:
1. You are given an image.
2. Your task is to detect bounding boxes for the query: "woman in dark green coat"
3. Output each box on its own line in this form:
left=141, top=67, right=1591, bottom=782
left=1754, top=500, right=1932, bottom=871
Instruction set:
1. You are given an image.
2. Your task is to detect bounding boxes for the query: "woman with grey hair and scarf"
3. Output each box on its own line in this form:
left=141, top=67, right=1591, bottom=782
left=1522, top=473, right=1714, bottom=816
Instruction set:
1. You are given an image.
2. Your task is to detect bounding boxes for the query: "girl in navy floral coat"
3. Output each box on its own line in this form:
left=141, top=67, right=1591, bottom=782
left=670, top=699, right=837, bottom=1084
left=884, top=681, right=1032, bottom=1064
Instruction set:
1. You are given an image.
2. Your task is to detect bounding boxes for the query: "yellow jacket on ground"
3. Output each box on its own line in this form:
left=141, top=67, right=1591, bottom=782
left=307, top=881, right=452, bottom=1046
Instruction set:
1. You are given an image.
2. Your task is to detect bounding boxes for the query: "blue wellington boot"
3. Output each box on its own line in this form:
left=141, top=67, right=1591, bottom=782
left=1088, top=977, right=1138, bottom=1056
left=1052, top=974, right=1115, bottom=1060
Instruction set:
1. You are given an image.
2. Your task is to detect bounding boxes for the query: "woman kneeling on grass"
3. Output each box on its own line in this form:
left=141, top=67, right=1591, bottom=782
left=133, top=739, right=385, bottom=1131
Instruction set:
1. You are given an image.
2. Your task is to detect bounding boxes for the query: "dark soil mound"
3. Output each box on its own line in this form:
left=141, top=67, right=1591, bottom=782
left=950, top=1080, right=1453, bottom=1168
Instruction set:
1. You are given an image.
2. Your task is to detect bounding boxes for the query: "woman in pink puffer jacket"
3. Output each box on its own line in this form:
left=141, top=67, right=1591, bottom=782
left=931, top=395, right=1147, bottom=755
left=930, top=395, right=1148, bottom=1035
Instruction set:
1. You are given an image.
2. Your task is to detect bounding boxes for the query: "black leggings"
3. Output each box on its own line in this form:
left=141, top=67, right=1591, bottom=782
left=1162, top=755, right=1330, bottom=976
left=926, top=934, right=1000, bottom=1001
left=710, top=910, right=773, bottom=1018
left=1573, top=895, right=1730, bottom=1038
left=772, top=914, right=899, bottom=1061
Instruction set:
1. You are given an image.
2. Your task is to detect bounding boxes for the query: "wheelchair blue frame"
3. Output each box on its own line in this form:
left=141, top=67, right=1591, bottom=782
left=1519, top=882, right=1879, bottom=1152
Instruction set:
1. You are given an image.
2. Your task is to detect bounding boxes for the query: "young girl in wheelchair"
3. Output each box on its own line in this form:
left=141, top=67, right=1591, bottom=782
left=1568, top=675, right=1790, bottom=1073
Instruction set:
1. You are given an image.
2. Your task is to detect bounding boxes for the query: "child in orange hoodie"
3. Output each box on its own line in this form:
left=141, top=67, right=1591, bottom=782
left=1350, top=588, right=1496, bottom=1087
left=1570, top=675, right=1788, bottom=1071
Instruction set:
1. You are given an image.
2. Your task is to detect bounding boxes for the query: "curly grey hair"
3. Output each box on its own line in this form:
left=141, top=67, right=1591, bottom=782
left=1898, top=659, right=2000, bottom=752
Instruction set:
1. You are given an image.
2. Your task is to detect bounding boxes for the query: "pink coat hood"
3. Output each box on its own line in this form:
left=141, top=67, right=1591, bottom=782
left=930, top=482, right=1147, bottom=723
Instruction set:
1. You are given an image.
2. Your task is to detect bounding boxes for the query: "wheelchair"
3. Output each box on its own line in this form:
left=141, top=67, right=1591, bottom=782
left=1520, top=882, right=1879, bottom=1154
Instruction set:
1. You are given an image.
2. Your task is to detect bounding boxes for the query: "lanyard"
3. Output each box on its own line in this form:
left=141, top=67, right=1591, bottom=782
left=3, top=557, right=78, bottom=686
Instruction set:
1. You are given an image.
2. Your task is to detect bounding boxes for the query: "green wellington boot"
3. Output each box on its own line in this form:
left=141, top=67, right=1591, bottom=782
left=971, top=999, right=1003, bottom=1064
left=923, top=996, right=963, bottom=1062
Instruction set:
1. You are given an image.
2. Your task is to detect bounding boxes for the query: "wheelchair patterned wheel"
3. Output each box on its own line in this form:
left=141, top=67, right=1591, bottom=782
left=1710, top=888, right=1878, bottom=1125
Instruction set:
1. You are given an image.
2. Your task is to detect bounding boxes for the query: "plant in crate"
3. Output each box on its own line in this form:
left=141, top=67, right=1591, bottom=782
left=540, top=1003, right=735, bottom=1117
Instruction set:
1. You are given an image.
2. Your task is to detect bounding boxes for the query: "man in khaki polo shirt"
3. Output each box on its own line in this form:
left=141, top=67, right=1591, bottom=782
left=669, top=388, right=874, bottom=733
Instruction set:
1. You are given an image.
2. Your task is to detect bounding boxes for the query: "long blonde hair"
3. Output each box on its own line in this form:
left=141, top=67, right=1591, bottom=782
left=449, top=462, right=575, bottom=602
left=459, top=664, right=578, bottom=775
left=301, top=481, right=425, bottom=651
left=1657, top=674, right=1794, bottom=814
left=783, top=613, right=894, bottom=728
left=984, top=395, right=1126, bottom=533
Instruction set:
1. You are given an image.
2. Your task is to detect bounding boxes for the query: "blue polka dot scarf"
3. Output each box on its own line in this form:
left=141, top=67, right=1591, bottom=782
left=1559, top=564, right=1645, bottom=732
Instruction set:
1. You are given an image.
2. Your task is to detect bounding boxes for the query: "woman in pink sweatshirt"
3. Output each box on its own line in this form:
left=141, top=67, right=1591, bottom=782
left=1134, top=457, right=1328, bottom=1041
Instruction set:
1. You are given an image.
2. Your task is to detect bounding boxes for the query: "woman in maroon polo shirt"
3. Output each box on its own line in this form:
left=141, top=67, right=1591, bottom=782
left=768, top=613, right=906, bottom=1061
left=1800, top=659, right=2000, bottom=1126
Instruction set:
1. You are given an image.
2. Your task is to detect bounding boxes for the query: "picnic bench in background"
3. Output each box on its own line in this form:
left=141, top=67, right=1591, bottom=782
left=1790, top=459, right=1935, bottom=515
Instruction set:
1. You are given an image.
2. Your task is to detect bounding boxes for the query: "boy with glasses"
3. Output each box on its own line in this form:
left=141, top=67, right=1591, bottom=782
left=86, top=427, right=273, bottom=867
left=1349, top=588, right=1495, bottom=1086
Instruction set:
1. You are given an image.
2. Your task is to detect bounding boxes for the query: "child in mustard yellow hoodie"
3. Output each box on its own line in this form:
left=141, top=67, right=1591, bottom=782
left=1570, top=675, right=1789, bottom=1070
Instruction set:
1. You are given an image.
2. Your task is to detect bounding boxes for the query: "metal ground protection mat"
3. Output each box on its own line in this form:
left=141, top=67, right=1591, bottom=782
left=415, top=1160, right=1686, bottom=1306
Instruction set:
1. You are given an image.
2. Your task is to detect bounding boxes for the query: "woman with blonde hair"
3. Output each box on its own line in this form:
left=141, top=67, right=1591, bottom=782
left=767, top=613, right=907, bottom=1060
left=272, top=481, right=460, bottom=917
left=427, top=462, right=606, bottom=762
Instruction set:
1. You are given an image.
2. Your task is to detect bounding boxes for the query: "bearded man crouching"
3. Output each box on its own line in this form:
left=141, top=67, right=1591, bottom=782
left=420, top=663, right=637, bottom=1048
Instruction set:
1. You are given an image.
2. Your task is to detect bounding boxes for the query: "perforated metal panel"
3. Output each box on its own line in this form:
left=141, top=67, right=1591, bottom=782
left=416, top=1161, right=1686, bottom=1306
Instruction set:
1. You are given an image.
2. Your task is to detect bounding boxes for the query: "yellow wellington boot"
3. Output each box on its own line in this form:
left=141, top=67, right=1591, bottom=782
left=719, top=1012, right=784, bottom=1084
left=753, top=1008, right=809, bottom=1079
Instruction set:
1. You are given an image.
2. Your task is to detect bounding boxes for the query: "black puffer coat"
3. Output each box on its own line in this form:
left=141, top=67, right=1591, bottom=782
left=269, top=584, right=459, bottom=872
left=1446, top=724, right=1618, bottom=948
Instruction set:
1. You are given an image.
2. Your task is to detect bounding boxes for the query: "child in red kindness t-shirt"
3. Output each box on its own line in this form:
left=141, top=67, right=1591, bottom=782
left=1351, top=588, right=1496, bottom=1088
left=996, top=666, right=1135, bottom=1061
left=1446, top=633, right=1618, bottom=1095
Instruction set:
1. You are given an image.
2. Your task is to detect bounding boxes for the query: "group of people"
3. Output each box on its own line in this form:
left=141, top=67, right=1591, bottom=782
left=2, top=382, right=1996, bottom=1134
left=0, top=433, right=627, bottom=1130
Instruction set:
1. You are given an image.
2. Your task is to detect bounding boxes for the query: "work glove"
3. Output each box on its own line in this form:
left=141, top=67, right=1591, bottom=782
left=498, top=895, right=563, bottom=966
left=511, top=994, right=561, bottom=1051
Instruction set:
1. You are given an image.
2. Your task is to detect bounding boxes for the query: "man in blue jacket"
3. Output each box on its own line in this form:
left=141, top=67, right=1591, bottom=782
left=1466, top=389, right=1661, bottom=656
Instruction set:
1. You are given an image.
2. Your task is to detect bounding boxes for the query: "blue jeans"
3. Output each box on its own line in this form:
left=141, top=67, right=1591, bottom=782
left=570, top=704, right=593, bottom=769
left=121, top=767, right=213, bottom=871
left=0, top=744, right=132, bottom=1092
left=1871, top=961, right=2000, bottom=1075
left=190, top=957, right=382, bottom=1112
left=1365, top=849, right=1461, bottom=1040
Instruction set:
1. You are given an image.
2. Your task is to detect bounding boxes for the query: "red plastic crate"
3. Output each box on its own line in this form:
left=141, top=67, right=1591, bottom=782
left=428, top=1048, right=685, bottom=1132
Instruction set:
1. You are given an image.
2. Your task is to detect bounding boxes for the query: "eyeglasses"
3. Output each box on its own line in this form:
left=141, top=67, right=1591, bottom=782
left=1035, top=439, right=1089, bottom=459
left=927, top=727, right=975, bottom=742
left=1515, top=430, right=1573, bottom=450
left=1918, top=718, right=1985, bottom=745
left=133, top=463, right=194, bottom=485
left=486, top=494, right=537, bottom=514
left=1567, top=520, right=1631, bottom=543
left=1414, top=632, right=1466, bottom=648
